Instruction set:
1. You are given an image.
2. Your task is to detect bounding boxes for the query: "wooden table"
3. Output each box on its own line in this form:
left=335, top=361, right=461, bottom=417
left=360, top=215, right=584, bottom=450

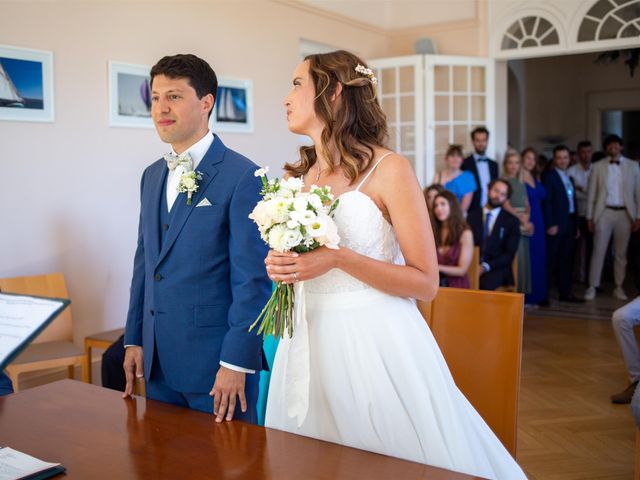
left=0, top=380, right=482, bottom=479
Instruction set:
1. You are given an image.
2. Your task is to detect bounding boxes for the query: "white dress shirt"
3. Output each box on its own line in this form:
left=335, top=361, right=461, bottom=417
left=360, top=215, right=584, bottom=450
left=556, top=168, right=575, bottom=214
left=480, top=206, right=502, bottom=272
left=605, top=157, right=625, bottom=208
left=166, top=130, right=213, bottom=210
left=129, top=130, right=255, bottom=375
left=474, top=153, right=491, bottom=208
left=567, top=162, right=591, bottom=217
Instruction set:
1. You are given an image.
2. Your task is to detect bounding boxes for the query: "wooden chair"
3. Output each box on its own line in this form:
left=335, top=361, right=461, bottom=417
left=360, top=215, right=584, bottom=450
left=0, top=272, right=88, bottom=391
left=84, top=327, right=124, bottom=384
left=468, top=247, right=480, bottom=290
left=496, top=253, right=519, bottom=293
left=427, top=287, right=524, bottom=456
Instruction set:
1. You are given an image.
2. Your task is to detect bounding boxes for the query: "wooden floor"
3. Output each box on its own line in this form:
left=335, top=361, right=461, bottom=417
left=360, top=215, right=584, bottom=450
left=517, top=292, right=637, bottom=479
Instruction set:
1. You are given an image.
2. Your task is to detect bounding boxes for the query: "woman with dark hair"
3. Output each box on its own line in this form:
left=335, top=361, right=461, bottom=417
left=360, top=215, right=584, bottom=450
left=432, top=191, right=473, bottom=288
left=433, top=145, right=476, bottom=215
left=522, top=147, right=548, bottom=305
left=423, top=183, right=445, bottom=213
left=264, top=50, right=526, bottom=479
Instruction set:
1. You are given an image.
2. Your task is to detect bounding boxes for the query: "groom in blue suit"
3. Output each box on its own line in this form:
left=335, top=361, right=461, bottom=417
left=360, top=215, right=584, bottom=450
left=123, top=54, right=271, bottom=423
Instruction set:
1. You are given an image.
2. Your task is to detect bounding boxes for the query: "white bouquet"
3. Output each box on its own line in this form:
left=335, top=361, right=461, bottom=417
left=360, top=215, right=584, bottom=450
left=248, top=167, right=340, bottom=338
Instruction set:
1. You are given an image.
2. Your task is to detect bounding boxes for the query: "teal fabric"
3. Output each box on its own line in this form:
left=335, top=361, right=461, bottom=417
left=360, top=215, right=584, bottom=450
left=257, top=334, right=279, bottom=425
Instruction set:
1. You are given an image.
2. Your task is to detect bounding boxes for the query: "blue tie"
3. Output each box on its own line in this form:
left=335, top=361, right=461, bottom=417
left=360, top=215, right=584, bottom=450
left=477, top=157, right=487, bottom=162
left=483, top=211, right=492, bottom=241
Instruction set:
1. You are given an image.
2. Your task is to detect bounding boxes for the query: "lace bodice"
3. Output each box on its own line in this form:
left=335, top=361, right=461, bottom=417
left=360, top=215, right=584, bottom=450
left=305, top=190, right=403, bottom=294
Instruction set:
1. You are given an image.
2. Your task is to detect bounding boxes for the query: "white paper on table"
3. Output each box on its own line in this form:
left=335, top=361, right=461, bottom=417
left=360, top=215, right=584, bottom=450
left=0, top=293, right=68, bottom=370
left=0, top=447, right=61, bottom=480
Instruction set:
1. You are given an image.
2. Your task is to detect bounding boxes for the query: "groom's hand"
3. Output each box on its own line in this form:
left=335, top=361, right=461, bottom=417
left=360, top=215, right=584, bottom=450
left=122, top=346, right=144, bottom=398
left=210, top=366, right=246, bottom=422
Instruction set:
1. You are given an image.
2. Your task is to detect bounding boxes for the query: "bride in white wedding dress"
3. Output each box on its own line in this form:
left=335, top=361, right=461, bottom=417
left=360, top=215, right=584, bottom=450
left=264, top=50, right=526, bottom=479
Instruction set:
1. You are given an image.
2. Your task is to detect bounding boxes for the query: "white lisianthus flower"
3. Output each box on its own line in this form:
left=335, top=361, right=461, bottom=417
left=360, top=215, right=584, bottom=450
left=308, top=216, right=328, bottom=237
left=293, top=197, right=308, bottom=213
left=286, top=219, right=300, bottom=229
left=290, top=209, right=316, bottom=226
left=283, top=229, right=303, bottom=249
left=281, top=177, right=304, bottom=193
left=254, top=166, right=269, bottom=177
left=268, top=225, right=289, bottom=252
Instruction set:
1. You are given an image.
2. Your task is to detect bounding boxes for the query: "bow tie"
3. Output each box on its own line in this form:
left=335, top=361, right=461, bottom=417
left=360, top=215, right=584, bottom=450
left=610, top=160, right=620, bottom=165
left=476, top=156, right=488, bottom=162
left=164, top=152, right=193, bottom=171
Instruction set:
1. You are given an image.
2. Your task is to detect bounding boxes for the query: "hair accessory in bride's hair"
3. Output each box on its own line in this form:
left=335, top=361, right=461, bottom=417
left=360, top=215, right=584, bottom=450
left=355, top=64, right=378, bottom=85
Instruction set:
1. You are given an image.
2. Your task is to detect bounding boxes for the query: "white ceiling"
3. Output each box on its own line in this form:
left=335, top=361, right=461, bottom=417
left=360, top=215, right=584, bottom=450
left=297, top=0, right=478, bottom=31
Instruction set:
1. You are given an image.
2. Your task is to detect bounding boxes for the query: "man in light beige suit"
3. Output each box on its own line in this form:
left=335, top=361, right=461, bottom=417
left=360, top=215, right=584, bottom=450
left=585, top=135, right=640, bottom=301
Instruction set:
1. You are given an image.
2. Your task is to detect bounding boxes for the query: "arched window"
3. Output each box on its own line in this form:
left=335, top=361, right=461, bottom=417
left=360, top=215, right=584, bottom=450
left=578, top=0, right=640, bottom=41
left=501, top=16, right=560, bottom=50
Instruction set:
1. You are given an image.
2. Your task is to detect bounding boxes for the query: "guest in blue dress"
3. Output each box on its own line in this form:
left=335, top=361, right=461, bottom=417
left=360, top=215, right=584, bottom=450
left=433, top=145, right=477, bottom=215
left=522, top=147, right=548, bottom=305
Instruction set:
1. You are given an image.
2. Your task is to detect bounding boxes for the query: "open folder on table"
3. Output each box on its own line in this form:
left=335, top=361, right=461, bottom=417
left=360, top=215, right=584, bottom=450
left=0, top=293, right=70, bottom=371
left=0, top=447, right=65, bottom=480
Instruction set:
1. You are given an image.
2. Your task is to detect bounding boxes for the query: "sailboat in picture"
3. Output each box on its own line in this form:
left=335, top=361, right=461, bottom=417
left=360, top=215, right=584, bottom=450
left=0, top=61, right=25, bottom=107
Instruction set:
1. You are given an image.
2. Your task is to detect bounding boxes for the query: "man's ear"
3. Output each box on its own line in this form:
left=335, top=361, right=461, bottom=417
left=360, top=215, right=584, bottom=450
left=203, top=93, right=215, bottom=117
left=330, top=82, right=343, bottom=102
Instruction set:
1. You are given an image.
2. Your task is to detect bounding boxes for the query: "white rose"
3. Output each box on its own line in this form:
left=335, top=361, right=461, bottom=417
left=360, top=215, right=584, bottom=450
left=268, top=225, right=288, bottom=252
left=181, top=176, right=196, bottom=190
left=249, top=201, right=274, bottom=228
left=283, top=229, right=303, bottom=249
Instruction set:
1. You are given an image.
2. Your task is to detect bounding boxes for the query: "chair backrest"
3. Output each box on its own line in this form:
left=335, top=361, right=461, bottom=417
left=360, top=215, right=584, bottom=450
left=428, top=287, right=523, bottom=456
left=0, top=272, right=72, bottom=343
left=468, top=247, right=480, bottom=289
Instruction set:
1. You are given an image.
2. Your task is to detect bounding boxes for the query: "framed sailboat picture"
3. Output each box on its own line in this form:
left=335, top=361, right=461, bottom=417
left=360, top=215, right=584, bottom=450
left=108, top=61, right=153, bottom=128
left=210, top=77, right=254, bottom=133
left=0, top=45, right=54, bottom=122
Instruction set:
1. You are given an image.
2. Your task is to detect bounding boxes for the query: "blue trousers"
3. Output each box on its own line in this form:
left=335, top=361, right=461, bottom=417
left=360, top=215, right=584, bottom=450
left=146, top=348, right=260, bottom=424
left=0, top=371, right=13, bottom=396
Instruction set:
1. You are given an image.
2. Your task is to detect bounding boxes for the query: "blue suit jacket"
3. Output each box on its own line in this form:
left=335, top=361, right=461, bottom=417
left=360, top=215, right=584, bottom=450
left=124, top=135, right=271, bottom=394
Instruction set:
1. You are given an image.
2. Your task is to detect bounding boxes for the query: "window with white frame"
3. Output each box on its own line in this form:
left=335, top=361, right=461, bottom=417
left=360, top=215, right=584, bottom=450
left=578, top=0, right=640, bottom=41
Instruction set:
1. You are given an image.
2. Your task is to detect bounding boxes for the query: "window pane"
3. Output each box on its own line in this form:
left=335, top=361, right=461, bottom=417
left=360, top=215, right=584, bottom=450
left=400, top=125, right=415, bottom=152
left=471, top=66, right=485, bottom=92
left=587, top=0, right=611, bottom=20
left=435, top=125, right=450, bottom=155
left=454, top=125, right=469, bottom=148
left=388, top=125, right=397, bottom=151
left=453, top=95, right=468, bottom=122
left=381, top=68, right=396, bottom=95
left=522, top=38, right=539, bottom=48
left=541, top=30, right=559, bottom=46
left=382, top=97, right=396, bottom=123
left=434, top=66, right=449, bottom=92
left=400, top=95, right=415, bottom=123
left=471, top=95, right=486, bottom=122
left=399, top=66, right=414, bottom=93
left=453, top=66, right=468, bottom=92
left=599, top=16, right=623, bottom=40
left=435, top=95, right=449, bottom=122
left=578, top=18, right=598, bottom=42
left=522, top=16, right=537, bottom=35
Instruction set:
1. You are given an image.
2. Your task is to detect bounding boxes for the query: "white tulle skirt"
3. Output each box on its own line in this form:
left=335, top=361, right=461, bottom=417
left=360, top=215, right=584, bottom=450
left=265, top=287, right=527, bottom=479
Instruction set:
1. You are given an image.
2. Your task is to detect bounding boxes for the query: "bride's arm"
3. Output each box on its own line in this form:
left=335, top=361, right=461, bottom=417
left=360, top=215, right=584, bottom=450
left=266, top=155, right=439, bottom=302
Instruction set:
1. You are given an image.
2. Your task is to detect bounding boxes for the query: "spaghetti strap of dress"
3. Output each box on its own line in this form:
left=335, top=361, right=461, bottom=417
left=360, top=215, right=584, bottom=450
left=355, top=152, right=394, bottom=191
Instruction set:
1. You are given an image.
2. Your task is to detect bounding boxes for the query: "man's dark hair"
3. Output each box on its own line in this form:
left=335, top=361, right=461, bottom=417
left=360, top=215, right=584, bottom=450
left=603, top=134, right=623, bottom=149
left=577, top=140, right=592, bottom=151
left=489, top=178, right=512, bottom=200
left=471, top=126, right=490, bottom=141
left=553, top=144, right=570, bottom=157
left=150, top=54, right=217, bottom=118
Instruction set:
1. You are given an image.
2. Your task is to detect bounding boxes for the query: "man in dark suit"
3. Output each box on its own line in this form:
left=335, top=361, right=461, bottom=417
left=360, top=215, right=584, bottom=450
left=122, top=54, right=271, bottom=423
left=462, top=127, right=499, bottom=214
left=542, top=144, right=584, bottom=303
left=467, top=179, right=521, bottom=290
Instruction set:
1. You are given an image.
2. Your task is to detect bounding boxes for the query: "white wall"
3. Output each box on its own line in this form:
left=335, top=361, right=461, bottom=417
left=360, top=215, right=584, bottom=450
left=0, top=1, right=389, bottom=344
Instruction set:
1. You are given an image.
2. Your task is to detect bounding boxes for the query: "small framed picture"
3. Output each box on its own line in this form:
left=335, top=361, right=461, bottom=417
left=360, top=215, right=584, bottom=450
left=0, top=45, right=54, bottom=123
left=108, top=61, right=153, bottom=128
left=210, top=77, right=254, bottom=133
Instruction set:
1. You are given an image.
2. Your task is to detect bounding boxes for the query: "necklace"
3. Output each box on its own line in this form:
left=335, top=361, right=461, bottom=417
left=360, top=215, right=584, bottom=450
left=315, top=162, right=335, bottom=181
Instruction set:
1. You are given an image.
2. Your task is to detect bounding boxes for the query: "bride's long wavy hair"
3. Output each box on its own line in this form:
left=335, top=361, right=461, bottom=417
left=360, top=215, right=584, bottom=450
left=284, top=50, right=388, bottom=184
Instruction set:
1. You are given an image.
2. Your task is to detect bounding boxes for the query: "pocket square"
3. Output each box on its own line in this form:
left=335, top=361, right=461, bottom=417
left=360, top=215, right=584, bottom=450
left=196, top=198, right=212, bottom=207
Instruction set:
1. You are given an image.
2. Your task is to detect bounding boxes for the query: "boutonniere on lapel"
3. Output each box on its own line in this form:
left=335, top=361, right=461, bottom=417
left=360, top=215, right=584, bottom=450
left=177, top=170, right=203, bottom=205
